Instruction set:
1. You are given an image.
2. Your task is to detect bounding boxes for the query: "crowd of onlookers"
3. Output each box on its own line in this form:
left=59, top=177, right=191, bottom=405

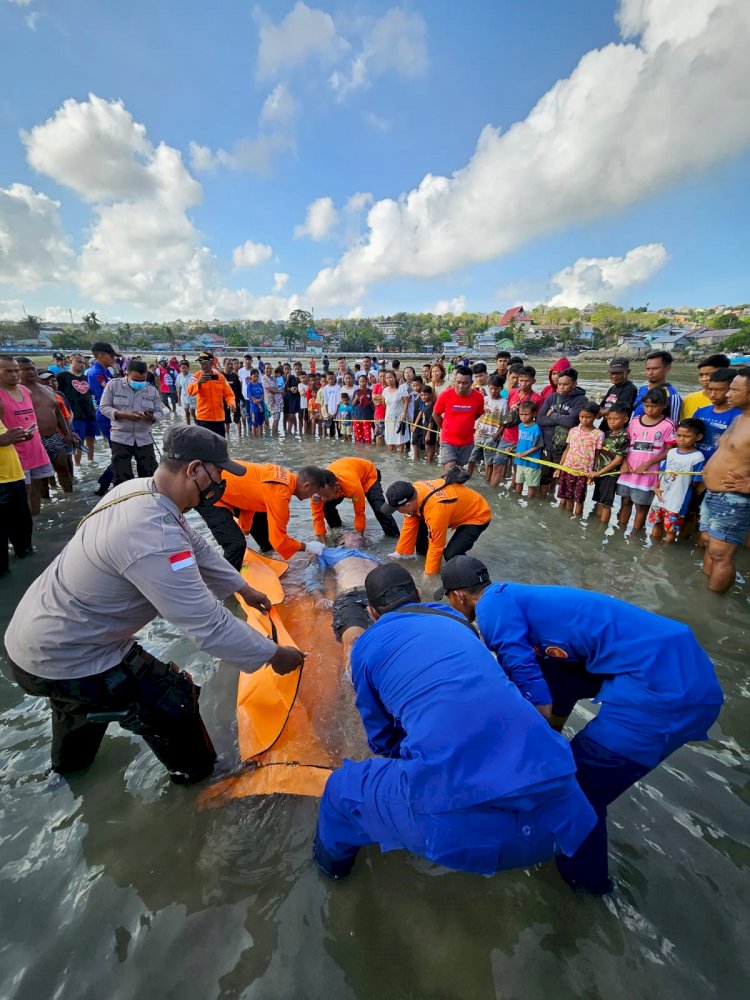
left=1, top=343, right=749, bottom=592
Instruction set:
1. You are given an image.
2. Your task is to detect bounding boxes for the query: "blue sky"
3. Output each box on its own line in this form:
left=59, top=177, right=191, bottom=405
left=1, top=0, right=748, bottom=323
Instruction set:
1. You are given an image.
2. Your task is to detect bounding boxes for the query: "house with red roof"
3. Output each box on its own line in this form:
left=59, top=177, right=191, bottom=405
left=499, top=306, right=529, bottom=327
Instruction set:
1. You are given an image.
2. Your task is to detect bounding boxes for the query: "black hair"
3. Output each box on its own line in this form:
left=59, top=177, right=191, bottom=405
left=558, top=367, right=578, bottom=381
left=496, top=351, right=511, bottom=360
left=519, top=364, right=536, bottom=379
left=443, top=465, right=471, bottom=486
left=298, top=466, right=331, bottom=489
left=706, top=367, right=734, bottom=384
left=678, top=418, right=705, bottom=438
left=608, top=402, right=632, bottom=416
left=509, top=355, right=524, bottom=365
left=646, top=350, right=673, bottom=365
left=581, top=400, right=600, bottom=416
left=391, top=359, right=400, bottom=369
left=412, top=375, right=424, bottom=385
left=127, top=360, right=148, bottom=375
left=91, top=341, right=115, bottom=355
left=488, top=374, right=504, bottom=388
left=698, top=354, right=730, bottom=369
left=340, top=392, right=350, bottom=401
left=454, top=365, right=472, bottom=378
left=518, top=400, right=537, bottom=415
left=15, top=356, right=32, bottom=365
left=472, top=362, right=487, bottom=375
left=732, top=366, right=750, bottom=384
left=643, top=387, right=668, bottom=408
left=159, top=456, right=189, bottom=473
left=508, top=363, right=524, bottom=375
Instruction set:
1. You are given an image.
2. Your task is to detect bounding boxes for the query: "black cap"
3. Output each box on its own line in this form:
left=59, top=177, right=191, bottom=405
left=435, top=555, right=491, bottom=600
left=53, top=352, right=64, bottom=359
left=608, top=356, right=630, bottom=372
left=162, top=426, right=246, bottom=476
left=365, top=563, right=419, bottom=614
left=197, top=351, right=215, bottom=362
left=381, top=481, right=417, bottom=516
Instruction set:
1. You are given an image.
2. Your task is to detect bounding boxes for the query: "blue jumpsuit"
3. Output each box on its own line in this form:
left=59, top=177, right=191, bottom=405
left=475, top=583, right=723, bottom=891
left=315, top=602, right=597, bottom=876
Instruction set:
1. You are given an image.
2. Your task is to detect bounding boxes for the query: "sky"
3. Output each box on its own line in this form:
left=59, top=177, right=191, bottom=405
left=0, top=0, right=749, bottom=324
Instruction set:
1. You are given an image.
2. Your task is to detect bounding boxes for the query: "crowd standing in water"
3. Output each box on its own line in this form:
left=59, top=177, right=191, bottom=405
left=0, top=339, right=743, bottom=895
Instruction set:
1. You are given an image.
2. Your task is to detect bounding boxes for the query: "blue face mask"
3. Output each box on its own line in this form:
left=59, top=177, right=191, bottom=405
left=129, top=379, right=147, bottom=390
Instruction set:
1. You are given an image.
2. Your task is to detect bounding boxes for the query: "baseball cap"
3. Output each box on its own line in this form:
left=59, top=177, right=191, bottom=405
left=365, top=563, right=419, bottom=614
left=608, top=357, right=630, bottom=372
left=434, top=555, right=491, bottom=600
left=162, top=426, right=246, bottom=476
left=381, top=481, right=417, bottom=516
left=38, top=370, right=55, bottom=380
left=197, top=350, right=215, bottom=362
left=53, top=352, right=64, bottom=360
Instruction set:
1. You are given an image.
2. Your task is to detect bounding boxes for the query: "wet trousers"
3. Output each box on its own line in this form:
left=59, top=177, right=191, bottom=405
left=414, top=517, right=489, bottom=563
left=316, top=759, right=594, bottom=876
left=110, top=441, right=158, bottom=486
left=0, top=479, right=33, bottom=575
left=10, top=645, right=216, bottom=782
left=320, top=472, right=400, bottom=538
left=196, top=502, right=273, bottom=569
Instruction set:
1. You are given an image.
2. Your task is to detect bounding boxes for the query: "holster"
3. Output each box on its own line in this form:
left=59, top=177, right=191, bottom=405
left=121, top=644, right=201, bottom=728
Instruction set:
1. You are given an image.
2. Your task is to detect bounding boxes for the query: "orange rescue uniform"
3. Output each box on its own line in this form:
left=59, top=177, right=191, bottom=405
left=310, top=457, right=378, bottom=536
left=395, top=478, right=492, bottom=576
left=218, top=462, right=302, bottom=560
left=186, top=370, right=235, bottom=422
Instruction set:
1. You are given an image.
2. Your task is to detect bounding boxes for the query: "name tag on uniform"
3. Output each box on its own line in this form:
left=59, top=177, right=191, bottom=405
left=169, top=550, right=196, bottom=571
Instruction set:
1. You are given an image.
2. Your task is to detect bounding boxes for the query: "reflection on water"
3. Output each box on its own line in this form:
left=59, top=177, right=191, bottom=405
left=1, top=371, right=749, bottom=999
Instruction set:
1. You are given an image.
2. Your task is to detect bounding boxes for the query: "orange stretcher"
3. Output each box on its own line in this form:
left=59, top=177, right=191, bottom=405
left=200, top=549, right=344, bottom=805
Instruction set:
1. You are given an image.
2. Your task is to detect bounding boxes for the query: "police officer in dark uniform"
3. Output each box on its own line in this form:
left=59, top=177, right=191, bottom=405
left=4, top=426, right=304, bottom=784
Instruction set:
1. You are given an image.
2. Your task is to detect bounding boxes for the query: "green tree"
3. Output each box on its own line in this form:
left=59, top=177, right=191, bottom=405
left=22, top=314, right=42, bottom=340
left=82, top=311, right=101, bottom=337
left=50, top=331, right=82, bottom=350
left=288, top=308, right=313, bottom=339
left=721, top=329, right=750, bottom=353
left=711, top=312, right=740, bottom=330
left=227, top=329, right=246, bottom=348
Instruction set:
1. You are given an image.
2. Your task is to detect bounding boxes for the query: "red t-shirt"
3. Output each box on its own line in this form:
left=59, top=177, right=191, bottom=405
left=501, top=388, right=542, bottom=445
left=433, top=388, right=486, bottom=445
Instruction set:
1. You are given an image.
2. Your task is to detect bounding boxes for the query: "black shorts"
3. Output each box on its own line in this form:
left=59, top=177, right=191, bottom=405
left=592, top=475, right=617, bottom=508
left=284, top=396, right=301, bottom=415
left=332, top=589, right=371, bottom=642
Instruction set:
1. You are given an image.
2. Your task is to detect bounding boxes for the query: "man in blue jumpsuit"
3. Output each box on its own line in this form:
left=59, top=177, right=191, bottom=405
left=439, top=555, right=724, bottom=893
left=313, top=563, right=597, bottom=879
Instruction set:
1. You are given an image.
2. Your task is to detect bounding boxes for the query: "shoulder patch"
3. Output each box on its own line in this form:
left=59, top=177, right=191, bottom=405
left=169, top=550, right=196, bottom=571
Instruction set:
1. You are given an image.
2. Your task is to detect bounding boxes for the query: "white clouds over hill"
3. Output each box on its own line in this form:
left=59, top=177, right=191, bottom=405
left=308, top=0, right=750, bottom=305
left=548, top=244, right=669, bottom=308
left=0, top=183, right=73, bottom=289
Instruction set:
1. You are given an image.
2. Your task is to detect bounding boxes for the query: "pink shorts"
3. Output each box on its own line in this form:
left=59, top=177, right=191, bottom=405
left=647, top=505, right=684, bottom=534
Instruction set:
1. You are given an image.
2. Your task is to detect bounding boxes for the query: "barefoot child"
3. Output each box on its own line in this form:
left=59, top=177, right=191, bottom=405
left=589, top=403, right=630, bottom=524
left=514, top=402, right=544, bottom=498
left=616, top=388, right=676, bottom=533
left=468, top=375, right=507, bottom=483
left=648, top=418, right=706, bottom=543
left=555, top=402, right=603, bottom=516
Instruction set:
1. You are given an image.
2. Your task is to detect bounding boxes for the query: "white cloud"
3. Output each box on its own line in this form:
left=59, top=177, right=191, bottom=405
left=294, top=195, right=338, bottom=240
left=548, top=243, right=669, bottom=308
left=9, top=94, right=302, bottom=320
left=260, top=82, right=298, bottom=125
left=309, top=0, right=750, bottom=305
left=0, top=299, right=25, bottom=320
left=255, top=2, right=345, bottom=81
left=273, top=271, right=289, bottom=292
left=330, top=8, right=428, bottom=100
left=433, top=296, right=466, bottom=315
left=0, top=183, right=74, bottom=289
left=189, top=133, right=294, bottom=175
left=363, top=112, right=392, bottom=132
left=345, top=191, right=373, bottom=213
left=43, top=306, right=74, bottom=323
left=232, top=240, right=273, bottom=269
left=347, top=305, right=363, bottom=319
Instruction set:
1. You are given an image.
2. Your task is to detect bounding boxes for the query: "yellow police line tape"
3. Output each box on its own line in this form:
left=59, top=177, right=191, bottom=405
left=310, top=414, right=699, bottom=478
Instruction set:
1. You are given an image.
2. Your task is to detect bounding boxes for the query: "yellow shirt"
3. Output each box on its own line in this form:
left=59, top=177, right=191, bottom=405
left=0, top=419, right=25, bottom=484
left=682, top=389, right=709, bottom=418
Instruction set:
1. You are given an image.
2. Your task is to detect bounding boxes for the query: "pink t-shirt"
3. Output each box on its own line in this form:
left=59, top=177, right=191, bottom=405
left=618, top=416, right=676, bottom=490
left=0, top=384, right=51, bottom=471
left=565, top=425, right=604, bottom=473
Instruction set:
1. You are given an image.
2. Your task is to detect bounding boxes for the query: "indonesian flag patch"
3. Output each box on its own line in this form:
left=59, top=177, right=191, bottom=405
left=169, top=550, right=196, bottom=571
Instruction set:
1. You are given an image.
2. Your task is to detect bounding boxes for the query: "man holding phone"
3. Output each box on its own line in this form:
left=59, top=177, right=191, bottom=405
left=100, top=359, right=163, bottom=485
left=187, top=351, right=236, bottom=437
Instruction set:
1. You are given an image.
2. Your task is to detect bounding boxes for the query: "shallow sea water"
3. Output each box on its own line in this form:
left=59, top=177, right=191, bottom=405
left=1, top=369, right=748, bottom=1000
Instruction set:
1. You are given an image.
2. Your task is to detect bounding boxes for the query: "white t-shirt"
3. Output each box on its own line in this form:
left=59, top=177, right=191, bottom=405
left=655, top=448, right=705, bottom=516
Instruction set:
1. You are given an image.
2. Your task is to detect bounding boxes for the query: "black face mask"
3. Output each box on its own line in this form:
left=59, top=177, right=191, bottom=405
left=195, top=464, right=226, bottom=506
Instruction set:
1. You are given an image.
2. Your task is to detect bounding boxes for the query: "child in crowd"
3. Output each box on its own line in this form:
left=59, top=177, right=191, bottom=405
left=337, top=393, right=353, bottom=441
left=468, top=375, right=508, bottom=483
left=372, top=378, right=385, bottom=445
left=514, top=401, right=544, bottom=498
left=617, top=387, right=676, bottom=533
left=555, top=401, right=604, bottom=516
left=412, top=385, right=438, bottom=463
left=648, top=418, right=706, bottom=544
left=497, top=365, right=541, bottom=485
left=589, top=403, right=630, bottom=524
left=246, top=369, right=265, bottom=439
left=694, top=368, right=742, bottom=460
left=308, top=374, right=322, bottom=435
left=352, top=376, right=374, bottom=444
left=298, top=372, right=310, bottom=435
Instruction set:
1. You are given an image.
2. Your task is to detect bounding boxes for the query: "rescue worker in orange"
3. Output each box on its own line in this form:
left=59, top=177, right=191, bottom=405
left=311, top=457, right=400, bottom=543
left=197, top=461, right=334, bottom=569
left=381, top=468, right=492, bottom=576
left=186, top=351, right=235, bottom=437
